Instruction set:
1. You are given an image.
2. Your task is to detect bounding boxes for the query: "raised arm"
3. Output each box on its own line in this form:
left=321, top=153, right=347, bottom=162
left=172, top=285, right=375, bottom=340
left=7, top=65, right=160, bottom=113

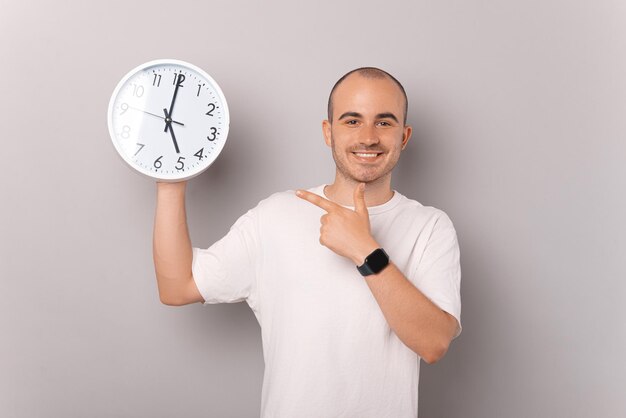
left=153, top=181, right=204, bottom=306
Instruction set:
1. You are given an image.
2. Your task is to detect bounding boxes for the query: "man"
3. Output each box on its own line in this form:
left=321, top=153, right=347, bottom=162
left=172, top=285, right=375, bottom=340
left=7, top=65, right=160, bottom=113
left=153, top=67, right=461, bottom=417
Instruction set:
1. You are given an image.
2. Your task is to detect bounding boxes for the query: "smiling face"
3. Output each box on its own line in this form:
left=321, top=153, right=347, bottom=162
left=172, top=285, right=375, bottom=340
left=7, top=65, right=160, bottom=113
left=323, top=73, right=412, bottom=185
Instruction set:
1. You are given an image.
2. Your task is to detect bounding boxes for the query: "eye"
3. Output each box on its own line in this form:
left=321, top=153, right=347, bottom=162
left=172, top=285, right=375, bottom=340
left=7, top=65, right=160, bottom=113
left=346, top=119, right=358, bottom=125
left=377, top=121, right=391, bottom=127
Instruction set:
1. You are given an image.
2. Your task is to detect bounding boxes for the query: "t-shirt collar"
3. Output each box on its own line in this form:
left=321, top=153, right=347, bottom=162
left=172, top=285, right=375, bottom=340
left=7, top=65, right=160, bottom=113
left=307, top=184, right=403, bottom=215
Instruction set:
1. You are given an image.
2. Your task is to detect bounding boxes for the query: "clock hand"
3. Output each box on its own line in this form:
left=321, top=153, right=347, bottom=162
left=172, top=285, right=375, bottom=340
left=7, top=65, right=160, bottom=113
left=165, top=73, right=185, bottom=132
left=163, top=108, right=180, bottom=154
left=129, top=106, right=184, bottom=126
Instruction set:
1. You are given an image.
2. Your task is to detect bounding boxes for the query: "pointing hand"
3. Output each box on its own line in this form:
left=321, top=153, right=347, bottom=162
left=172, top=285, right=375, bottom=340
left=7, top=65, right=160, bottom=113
left=296, top=183, right=379, bottom=265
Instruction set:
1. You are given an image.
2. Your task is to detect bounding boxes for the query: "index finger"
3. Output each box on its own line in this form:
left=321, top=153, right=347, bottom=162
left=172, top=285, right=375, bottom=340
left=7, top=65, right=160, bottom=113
left=296, top=189, right=340, bottom=212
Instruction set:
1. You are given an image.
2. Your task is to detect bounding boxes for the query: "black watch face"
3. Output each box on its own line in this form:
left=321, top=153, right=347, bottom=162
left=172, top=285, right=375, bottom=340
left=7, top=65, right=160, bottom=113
left=367, top=248, right=389, bottom=273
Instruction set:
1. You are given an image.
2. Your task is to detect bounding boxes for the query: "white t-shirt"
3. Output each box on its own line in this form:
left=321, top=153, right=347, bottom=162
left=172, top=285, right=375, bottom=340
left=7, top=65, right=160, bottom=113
left=192, top=185, right=462, bottom=418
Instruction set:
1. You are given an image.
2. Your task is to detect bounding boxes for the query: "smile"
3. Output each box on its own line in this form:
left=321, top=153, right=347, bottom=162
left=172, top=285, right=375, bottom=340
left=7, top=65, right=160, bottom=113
left=351, top=151, right=383, bottom=161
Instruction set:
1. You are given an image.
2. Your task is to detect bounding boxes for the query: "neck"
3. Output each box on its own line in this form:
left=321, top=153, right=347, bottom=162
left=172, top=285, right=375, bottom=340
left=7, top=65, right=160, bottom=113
left=324, top=172, right=394, bottom=207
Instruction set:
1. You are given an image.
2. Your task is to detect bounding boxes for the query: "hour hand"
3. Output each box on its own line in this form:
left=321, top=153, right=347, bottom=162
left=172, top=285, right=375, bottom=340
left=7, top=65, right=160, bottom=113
left=163, top=108, right=180, bottom=154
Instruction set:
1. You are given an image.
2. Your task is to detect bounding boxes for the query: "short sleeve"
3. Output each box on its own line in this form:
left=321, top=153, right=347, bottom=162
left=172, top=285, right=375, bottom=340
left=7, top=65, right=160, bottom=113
left=411, top=211, right=462, bottom=338
left=191, top=208, right=259, bottom=308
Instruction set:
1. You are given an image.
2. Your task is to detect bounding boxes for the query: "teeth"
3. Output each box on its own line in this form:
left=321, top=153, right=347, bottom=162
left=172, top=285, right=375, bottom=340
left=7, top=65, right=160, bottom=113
left=354, top=153, right=378, bottom=158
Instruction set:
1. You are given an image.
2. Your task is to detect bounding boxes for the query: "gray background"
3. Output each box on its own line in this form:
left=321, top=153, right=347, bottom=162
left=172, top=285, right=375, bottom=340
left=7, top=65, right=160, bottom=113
left=1, top=0, right=624, bottom=417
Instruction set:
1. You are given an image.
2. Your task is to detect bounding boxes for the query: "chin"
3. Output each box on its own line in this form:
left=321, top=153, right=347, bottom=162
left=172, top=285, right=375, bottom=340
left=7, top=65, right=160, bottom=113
left=343, top=168, right=389, bottom=184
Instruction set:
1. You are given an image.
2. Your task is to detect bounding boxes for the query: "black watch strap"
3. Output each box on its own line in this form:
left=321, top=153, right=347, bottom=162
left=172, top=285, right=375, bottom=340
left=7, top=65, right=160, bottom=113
left=357, top=248, right=390, bottom=276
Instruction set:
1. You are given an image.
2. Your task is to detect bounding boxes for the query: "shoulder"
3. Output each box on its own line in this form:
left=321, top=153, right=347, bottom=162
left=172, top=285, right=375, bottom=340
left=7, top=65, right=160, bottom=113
left=392, top=192, right=455, bottom=227
left=257, top=185, right=325, bottom=211
left=250, top=187, right=319, bottom=220
left=256, top=189, right=298, bottom=211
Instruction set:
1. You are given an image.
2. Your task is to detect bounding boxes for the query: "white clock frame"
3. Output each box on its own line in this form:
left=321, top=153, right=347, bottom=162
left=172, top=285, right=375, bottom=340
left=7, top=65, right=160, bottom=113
left=107, top=59, right=230, bottom=182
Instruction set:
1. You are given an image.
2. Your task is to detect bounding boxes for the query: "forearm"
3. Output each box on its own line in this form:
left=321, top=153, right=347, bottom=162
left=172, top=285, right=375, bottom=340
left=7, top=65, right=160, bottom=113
left=153, top=181, right=194, bottom=303
left=363, top=262, right=457, bottom=363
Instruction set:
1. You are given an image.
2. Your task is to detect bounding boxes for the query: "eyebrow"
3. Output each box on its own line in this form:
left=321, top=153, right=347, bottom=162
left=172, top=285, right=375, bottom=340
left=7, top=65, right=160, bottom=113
left=338, top=111, right=399, bottom=123
left=376, top=112, right=399, bottom=123
left=338, top=111, right=363, bottom=120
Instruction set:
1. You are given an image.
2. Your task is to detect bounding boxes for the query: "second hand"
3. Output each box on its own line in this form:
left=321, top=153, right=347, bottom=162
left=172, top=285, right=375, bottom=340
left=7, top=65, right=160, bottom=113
left=129, top=105, right=184, bottom=126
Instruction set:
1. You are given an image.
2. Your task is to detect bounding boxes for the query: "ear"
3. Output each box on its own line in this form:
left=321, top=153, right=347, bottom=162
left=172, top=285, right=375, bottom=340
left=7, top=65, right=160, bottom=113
left=322, top=119, right=332, bottom=147
left=401, top=124, right=413, bottom=150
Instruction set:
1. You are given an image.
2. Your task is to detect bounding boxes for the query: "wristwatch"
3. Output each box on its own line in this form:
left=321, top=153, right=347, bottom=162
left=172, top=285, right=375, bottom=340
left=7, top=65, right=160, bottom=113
left=357, top=248, right=390, bottom=276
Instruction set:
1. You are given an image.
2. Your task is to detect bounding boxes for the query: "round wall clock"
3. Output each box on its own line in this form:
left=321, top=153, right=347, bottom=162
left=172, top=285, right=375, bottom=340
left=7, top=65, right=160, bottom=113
left=107, top=59, right=230, bottom=182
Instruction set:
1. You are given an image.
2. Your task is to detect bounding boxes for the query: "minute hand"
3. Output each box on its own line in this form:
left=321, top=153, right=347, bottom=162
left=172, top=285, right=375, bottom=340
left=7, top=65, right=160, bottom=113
left=165, top=73, right=185, bottom=133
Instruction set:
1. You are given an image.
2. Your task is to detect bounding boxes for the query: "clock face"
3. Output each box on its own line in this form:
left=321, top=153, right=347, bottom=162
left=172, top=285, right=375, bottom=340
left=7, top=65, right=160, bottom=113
left=107, top=59, right=230, bottom=181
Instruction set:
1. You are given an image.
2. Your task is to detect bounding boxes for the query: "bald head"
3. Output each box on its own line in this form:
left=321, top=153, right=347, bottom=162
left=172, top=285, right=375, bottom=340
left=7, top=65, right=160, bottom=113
left=327, top=67, right=408, bottom=124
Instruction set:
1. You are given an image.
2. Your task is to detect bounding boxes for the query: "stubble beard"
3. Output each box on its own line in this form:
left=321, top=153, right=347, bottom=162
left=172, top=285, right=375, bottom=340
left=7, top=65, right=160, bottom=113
left=329, top=135, right=399, bottom=185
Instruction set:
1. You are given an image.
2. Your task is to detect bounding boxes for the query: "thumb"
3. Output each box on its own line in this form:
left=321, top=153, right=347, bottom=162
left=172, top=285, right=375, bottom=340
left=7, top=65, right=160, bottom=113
left=353, top=182, right=367, bottom=215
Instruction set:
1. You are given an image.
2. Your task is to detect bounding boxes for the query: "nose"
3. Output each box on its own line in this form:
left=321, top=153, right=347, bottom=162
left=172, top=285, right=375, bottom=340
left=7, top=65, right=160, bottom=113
left=358, top=123, right=380, bottom=146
